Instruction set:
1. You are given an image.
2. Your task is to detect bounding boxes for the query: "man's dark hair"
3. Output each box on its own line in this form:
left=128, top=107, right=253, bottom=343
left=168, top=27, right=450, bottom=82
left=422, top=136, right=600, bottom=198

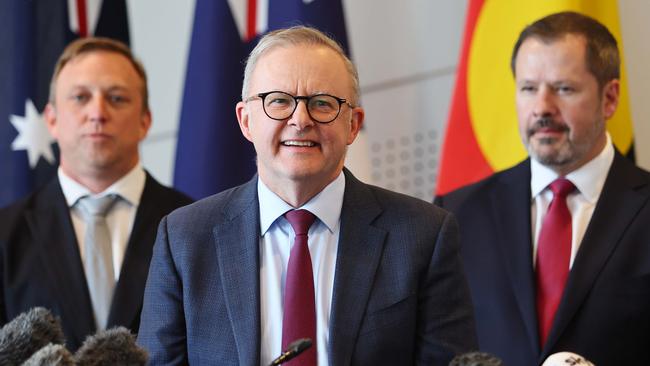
left=511, top=11, right=620, bottom=88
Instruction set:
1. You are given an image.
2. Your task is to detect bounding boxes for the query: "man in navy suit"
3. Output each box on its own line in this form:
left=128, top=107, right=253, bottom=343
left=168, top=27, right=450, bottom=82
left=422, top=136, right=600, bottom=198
left=436, top=12, right=650, bottom=365
left=138, top=26, right=477, bottom=365
left=0, top=38, right=192, bottom=350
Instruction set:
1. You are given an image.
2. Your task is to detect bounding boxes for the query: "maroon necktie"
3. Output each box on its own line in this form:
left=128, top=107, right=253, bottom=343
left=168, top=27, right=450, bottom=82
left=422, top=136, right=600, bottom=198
left=283, top=209, right=317, bottom=365
left=536, top=178, right=575, bottom=346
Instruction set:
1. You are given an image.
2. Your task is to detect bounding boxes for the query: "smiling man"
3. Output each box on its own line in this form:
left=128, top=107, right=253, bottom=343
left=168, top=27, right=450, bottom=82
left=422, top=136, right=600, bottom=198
left=137, top=26, right=477, bottom=365
left=435, top=11, right=650, bottom=365
left=0, top=37, right=192, bottom=351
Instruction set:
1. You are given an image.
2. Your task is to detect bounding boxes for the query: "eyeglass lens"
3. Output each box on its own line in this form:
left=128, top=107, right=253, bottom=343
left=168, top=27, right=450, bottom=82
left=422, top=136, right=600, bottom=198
left=262, top=91, right=341, bottom=123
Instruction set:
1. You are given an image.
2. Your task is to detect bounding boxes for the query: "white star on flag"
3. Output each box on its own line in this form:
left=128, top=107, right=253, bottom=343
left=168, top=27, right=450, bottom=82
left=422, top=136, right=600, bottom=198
left=9, top=99, right=56, bottom=168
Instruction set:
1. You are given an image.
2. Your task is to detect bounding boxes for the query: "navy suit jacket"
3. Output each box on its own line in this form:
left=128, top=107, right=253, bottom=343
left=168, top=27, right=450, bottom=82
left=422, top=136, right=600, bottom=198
left=0, top=173, right=192, bottom=350
left=435, top=152, right=650, bottom=365
left=138, top=169, right=477, bottom=365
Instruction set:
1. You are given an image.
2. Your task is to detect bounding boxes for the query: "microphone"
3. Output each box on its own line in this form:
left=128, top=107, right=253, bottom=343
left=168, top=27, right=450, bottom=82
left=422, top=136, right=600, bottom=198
left=22, top=343, right=75, bottom=366
left=542, top=352, right=594, bottom=366
left=0, top=307, right=65, bottom=365
left=73, top=326, right=147, bottom=365
left=268, top=338, right=312, bottom=366
left=449, top=352, right=504, bottom=366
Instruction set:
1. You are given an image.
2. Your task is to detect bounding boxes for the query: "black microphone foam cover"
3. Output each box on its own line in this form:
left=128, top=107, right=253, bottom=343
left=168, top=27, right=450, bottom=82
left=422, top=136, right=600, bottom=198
left=286, top=338, right=311, bottom=355
left=449, top=352, right=504, bottom=366
left=74, top=326, right=147, bottom=366
left=0, top=307, right=65, bottom=365
left=22, top=343, right=75, bottom=366
left=268, top=338, right=312, bottom=366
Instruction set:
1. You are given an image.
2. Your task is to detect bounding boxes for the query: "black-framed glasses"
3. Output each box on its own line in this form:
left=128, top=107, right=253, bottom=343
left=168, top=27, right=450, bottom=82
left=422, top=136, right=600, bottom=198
left=245, top=91, right=354, bottom=124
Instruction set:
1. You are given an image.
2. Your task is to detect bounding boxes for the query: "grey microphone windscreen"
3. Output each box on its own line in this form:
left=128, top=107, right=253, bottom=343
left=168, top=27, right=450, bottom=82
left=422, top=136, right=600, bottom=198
left=449, top=352, right=504, bottom=366
left=0, top=307, right=65, bottom=365
left=22, top=343, right=75, bottom=366
left=74, top=326, right=147, bottom=366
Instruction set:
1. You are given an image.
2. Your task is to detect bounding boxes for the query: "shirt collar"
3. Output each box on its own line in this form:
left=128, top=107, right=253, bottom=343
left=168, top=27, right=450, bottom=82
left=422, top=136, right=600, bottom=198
left=59, top=163, right=146, bottom=207
left=258, top=172, right=346, bottom=235
left=531, top=133, right=614, bottom=203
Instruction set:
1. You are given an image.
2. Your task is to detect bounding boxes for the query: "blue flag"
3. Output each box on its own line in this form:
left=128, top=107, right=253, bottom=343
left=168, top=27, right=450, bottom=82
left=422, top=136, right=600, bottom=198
left=0, top=0, right=129, bottom=208
left=173, top=0, right=350, bottom=200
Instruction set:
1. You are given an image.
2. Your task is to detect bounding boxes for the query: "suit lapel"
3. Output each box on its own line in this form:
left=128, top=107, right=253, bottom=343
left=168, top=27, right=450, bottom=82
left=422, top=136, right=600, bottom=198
left=213, top=178, right=261, bottom=366
left=542, top=153, right=650, bottom=357
left=108, top=174, right=160, bottom=329
left=490, top=161, right=541, bottom=354
left=329, top=170, right=386, bottom=366
left=26, top=179, right=95, bottom=346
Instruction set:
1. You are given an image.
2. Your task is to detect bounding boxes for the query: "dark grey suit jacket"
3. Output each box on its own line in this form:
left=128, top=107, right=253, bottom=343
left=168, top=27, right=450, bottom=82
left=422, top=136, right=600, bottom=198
left=0, top=173, right=192, bottom=350
left=137, top=169, right=477, bottom=365
left=436, top=152, right=650, bottom=365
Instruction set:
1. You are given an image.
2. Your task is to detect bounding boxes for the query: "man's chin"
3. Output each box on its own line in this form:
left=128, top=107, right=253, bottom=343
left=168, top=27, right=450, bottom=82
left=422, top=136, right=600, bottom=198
left=282, top=165, right=342, bottom=185
left=529, top=134, right=566, bottom=147
left=84, top=154, right=124, bottom=174
left=530, top=148, right=574, bottom=168
left=85, top=153, right=114, bottom=168
left=283, top=169, right=323, bottom=182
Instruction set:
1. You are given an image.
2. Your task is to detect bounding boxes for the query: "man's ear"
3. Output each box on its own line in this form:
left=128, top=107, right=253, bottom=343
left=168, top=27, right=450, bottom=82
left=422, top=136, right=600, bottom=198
left=44, top=103, right=59, bottom=139
left=236, top=101, right=254, bottom=142
left=602, top=79, right=620, bottom=119
left=139, top=110, right=152, bottom=141
left=346, top=106, right=364, bottom=145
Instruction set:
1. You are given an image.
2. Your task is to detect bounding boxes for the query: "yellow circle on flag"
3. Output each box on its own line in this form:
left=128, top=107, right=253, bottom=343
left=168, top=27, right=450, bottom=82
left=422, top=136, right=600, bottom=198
left=467, top=0, right=633, bottom=171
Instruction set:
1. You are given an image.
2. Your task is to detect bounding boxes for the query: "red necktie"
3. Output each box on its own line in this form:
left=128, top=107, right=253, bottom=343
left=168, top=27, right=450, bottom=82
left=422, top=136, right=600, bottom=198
left=536, top=178, right=575, bottom=346
left=283, top=209, right=317, bottom=365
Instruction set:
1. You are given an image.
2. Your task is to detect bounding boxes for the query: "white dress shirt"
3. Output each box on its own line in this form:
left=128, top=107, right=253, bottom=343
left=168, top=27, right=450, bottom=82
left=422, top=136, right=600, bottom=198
left=58, top=164, right=146, bottom=280
left=530, top=134, right=614, bottom=268
left=258, top=173, right=345, bottom=366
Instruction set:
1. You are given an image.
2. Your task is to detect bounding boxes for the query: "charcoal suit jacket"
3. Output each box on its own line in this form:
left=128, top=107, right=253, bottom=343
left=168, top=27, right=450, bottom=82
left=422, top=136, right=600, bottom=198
left=0, top=173, right=192, bottom=350
left=436, top=152, right=650, bottom=365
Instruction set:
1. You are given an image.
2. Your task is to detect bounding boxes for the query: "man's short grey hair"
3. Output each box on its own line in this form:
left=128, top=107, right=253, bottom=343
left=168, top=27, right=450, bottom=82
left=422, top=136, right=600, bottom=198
left=241, top=26, right=360, bottom=105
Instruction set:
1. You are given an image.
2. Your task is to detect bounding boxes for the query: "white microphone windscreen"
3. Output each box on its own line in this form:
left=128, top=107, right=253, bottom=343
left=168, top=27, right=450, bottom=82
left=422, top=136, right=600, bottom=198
left=542, top=352, right=595, bottom=366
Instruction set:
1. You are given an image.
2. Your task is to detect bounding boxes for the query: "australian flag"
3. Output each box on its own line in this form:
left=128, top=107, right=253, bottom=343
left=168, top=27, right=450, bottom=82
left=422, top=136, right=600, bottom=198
left=173, top=0, right=350, bottom=200
left=0, top=0, right=129, bottom=208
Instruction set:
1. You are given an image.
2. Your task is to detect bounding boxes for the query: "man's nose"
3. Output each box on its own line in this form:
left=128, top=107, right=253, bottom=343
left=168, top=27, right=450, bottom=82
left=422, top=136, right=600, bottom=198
left=288, top=100, right=315, bottom=130
left=532, top=89, right=557, bottom=118
left=87, top=95, right=108, bottom=122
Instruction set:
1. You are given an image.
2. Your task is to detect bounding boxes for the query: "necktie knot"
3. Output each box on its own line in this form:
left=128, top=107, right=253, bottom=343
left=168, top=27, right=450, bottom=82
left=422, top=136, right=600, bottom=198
left=549, top=178, right=575, bottom=199
left=77, top=194, right=119, bottom=218
left=284, top=209, right=316, bottom=236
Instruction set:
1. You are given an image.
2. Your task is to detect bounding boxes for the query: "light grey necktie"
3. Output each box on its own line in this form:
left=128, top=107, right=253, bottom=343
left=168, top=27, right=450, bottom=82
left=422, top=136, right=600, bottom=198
left=76, top=194, right=118, bottom=330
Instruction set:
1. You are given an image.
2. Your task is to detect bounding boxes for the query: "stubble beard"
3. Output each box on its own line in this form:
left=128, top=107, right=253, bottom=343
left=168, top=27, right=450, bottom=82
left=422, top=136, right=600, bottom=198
left=525, top=117, right=576, bottom=170
left=528, top=136, right=575, bottom=168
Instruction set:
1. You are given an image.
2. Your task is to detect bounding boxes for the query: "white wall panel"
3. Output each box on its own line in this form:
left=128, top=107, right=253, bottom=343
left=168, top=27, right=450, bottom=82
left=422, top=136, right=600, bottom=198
left=619, top=0, right=650, bottom=169
left=128, top=0, right=196, bottom=185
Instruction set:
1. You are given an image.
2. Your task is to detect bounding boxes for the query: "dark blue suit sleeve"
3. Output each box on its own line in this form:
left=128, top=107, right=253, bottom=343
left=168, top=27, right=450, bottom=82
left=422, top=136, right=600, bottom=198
left=137, top=216, right=188, bottom=364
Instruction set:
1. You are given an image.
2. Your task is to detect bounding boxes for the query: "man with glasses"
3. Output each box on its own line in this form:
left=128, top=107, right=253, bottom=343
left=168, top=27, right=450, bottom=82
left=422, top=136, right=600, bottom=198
left=138, top=26, right=477, bottom=365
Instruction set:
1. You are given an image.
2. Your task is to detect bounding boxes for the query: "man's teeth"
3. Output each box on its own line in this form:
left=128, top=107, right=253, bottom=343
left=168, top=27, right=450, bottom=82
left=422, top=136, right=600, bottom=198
left=283, top=140, right=315, bottom=147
